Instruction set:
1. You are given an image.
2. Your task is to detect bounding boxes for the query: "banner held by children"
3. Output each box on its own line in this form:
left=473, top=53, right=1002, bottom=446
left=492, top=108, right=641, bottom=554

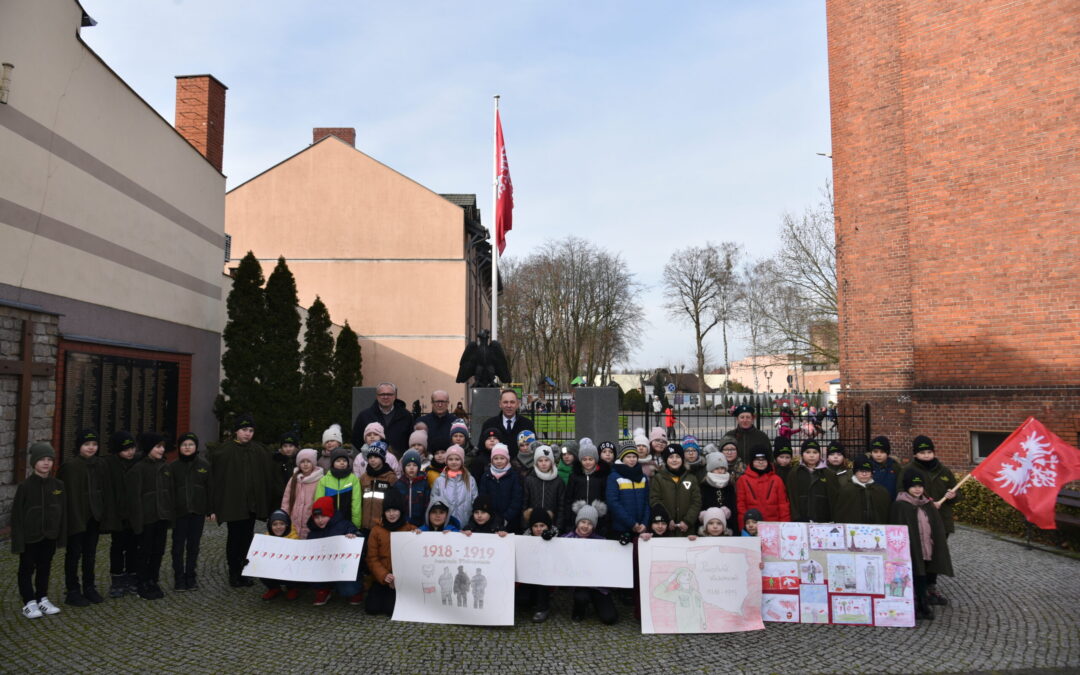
left=515, top=537, right=633, bottom=588
left=638, top=537, right=764, bottom=634
left=391, top=532, right=515, bottom=626
left=242, top=534, right=365, bottom=582
left=758, top=521, right=915, bottom=627
left=970, top=417, right=1080, bottom=529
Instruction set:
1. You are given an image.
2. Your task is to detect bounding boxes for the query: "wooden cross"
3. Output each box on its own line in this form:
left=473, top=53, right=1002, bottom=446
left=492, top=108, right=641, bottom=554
left=0, top=320, right=55, bottom=480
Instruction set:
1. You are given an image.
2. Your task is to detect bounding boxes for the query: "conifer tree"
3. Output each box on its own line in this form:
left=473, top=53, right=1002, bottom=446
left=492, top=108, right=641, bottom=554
left=300, top=296, right=335, bottom=438
left=262, top=257, right=302, bottom=441
left=219, top=251, right=266, bottom=429
left=331, top=321, right=362, bottom=443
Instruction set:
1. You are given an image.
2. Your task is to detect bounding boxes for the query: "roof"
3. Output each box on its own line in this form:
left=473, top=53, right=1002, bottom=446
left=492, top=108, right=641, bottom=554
left=671, top=373, right=715, bottom=394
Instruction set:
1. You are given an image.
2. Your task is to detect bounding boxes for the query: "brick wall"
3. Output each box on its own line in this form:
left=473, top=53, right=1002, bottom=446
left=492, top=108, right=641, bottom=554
left=174, top=75, right=227, bottom=172
left=312, top=127, right=356, bottom=147
left=827, top=0, right=1080, bottom=467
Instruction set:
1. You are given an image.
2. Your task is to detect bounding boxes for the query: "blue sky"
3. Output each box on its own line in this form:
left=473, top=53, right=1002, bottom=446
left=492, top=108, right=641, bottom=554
left=80, top=0, right=833, bottom=371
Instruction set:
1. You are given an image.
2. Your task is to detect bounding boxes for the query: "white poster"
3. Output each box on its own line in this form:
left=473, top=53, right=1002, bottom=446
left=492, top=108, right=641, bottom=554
left=391, top=532, right=515, bottom=626
left=638, top=537, right=764, bottom=634
left=242, top=534, right=365, bottom=582
left=514, top=537, right=633, bottom=588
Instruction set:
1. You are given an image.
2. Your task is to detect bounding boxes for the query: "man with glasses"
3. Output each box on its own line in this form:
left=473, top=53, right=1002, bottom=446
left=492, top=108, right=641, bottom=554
left=417, top=390, right=457, bottom=453
left=352, top=382, right=414, bottom=458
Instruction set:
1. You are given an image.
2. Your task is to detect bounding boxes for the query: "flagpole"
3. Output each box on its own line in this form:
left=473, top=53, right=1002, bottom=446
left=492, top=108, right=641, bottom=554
left=491, top=94, right=500, bottom=342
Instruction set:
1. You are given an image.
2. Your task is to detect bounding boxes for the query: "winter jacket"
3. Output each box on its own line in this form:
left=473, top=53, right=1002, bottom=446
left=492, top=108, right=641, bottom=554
left=561, top=463, right=610, bottom=533
left=774, top=463, right=793, bottom=484
left=367, top=521, right=418, bottom=585
left=57, top=454, right=108, bottom=534
left=395, top=475, right=431, bottom=528
left=479, top=468, right=524, bottom=532
left=465, top=513, right=507, bottom=534
left=280, top=466, right=324, bottom=538
left=101, top=454, right=138, bottom=532
left=870, top=456, right=902, bottom=499
left=126, top=456, right=173, bottom=535
left=10, top=474, right=67, bottom=554
left=270, top=450, right=296, bottom=504
left=352, top=449, right=402, bottom=481
left=416, top=411, right=457, bottom=453
left=318, top=446, right=356, bottom=474
left=306, top=511, right=359, bottom=540
left=522, top=471, right=565, bottom=526
left=786, top=465, right=836, bottom=523
left=899, top=459, right=961, bottom=534
left=649, top=468, right=702, bottom=534
left=736, top=465, right=791, bottom=530
left=360, top=466, right=398, bottom=530
left=426, top=460, right=445, bottom=489
left=700, top=478, right=738, bottom=535
left=724, top=425, right=772, bottom=465
left=209, top=438, right=278, bottom=523
left=605, top=462, right=650, bottom=535
left=353, top=398, right=414, bottom=458
left=890, top=497, right=954, bottom=577
left=171, top=455, right=212, bottom=517
left=557, top=461, right=574, bottom=486
left=430, top=472, right=478, bottom=530
left=315, top=472, right=363, bottom=529
left=834, top=476, right=891, bottom=525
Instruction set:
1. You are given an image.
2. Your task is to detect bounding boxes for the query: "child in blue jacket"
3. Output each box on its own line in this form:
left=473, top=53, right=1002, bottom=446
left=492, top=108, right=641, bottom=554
left=396, top=450, right=430, bottom=528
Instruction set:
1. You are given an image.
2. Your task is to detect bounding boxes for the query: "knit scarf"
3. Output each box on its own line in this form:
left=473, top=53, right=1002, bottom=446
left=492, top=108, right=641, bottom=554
left=896, top=491, right=933, bottom=560
left=446, top=469, right=463, bottom=480
left=489, top=463, right=510, bottom=477
left=534, top=463, right=558, bottom=480
left=705, top=472, right=730, bottom=488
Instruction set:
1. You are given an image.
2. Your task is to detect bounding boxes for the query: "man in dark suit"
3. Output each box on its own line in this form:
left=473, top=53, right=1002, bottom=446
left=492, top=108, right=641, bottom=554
left=416, top=389, right=457, bottom=454
left=481, top=389, right=534, bottom=459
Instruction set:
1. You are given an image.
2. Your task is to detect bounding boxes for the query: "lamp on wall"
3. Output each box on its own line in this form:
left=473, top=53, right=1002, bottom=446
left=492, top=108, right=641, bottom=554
left=0, top=63, right=13, bottom=105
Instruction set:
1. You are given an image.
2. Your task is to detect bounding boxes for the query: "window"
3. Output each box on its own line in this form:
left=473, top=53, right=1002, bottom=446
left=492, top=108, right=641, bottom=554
left=970, top=431, right=1010, bottom=463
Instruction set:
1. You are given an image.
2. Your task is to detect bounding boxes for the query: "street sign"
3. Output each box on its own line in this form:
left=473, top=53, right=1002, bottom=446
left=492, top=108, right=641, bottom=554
left=666, top=383, right=676, bottom=393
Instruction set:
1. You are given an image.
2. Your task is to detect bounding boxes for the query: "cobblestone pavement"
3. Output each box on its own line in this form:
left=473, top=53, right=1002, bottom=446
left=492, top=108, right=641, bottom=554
left=1, top=525, right=1077, bottom=674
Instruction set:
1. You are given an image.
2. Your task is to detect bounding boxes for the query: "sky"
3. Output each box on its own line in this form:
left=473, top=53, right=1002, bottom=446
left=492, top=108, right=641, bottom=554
left=79, top=0, right=833, bottom=372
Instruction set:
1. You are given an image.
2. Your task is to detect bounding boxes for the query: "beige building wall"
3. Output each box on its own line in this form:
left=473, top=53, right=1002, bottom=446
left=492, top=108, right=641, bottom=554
left=0, top=0, right=226, bottom=333
left=226, top=137, right=480, bottom=403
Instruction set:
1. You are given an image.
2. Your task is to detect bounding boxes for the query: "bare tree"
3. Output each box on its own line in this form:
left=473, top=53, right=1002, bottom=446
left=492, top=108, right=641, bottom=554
left=499, top=237, right=643, bottom=394
left=662, top=242, right=742, bottom=405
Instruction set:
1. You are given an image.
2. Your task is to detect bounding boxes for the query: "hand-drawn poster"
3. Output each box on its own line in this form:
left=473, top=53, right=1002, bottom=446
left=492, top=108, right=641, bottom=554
left=638, top=537, right=764, bottom=634
left=809, top=523, right=846, bottom=550
left=779, top=522, right=809, bottom=560
left=831, top=595, right=872, bottom=625
left=799, top=584, right=829, bottom=624
left=515, top=537, right=633, bottom=588
left=242, top=534, right=365, bottom=582
left=758, top=522, right=914, bottom=627
left=758, top=522, right=780, bottom=557
left=761, top=593, right=800, bottom=623
left=391, top=532, right=515, bottom=626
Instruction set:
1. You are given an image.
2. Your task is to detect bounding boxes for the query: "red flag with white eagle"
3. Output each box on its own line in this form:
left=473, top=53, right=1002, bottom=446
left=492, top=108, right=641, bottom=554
left=970, top=417, right=1080, bottom=529
left=494, top=109, right=513, bottom=254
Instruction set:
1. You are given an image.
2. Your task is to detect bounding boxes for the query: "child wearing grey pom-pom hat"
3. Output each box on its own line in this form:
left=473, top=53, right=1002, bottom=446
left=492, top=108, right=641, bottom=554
left=560, top=503, right=619, bottom=625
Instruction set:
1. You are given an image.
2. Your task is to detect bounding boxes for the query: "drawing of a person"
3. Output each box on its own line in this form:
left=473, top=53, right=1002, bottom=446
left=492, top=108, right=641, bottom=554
left=652, top=567, right=708, bottom=633
left=454, top=565, right=471, bottom=607
left=864, top=560, right=877, bottom=592
left=471, top=569, right=487, bottom=609
left=438, top=567, right=453, bottom=606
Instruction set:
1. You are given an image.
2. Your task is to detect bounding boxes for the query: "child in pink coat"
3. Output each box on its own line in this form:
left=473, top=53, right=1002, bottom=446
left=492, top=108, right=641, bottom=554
left=281, top=448, right=324, bottom=539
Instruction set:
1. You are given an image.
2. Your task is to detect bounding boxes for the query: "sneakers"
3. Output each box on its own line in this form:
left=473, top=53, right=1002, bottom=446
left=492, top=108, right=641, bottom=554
left=229, top=576, right=254, bottom=588
left=261, top=588, right=282, bottom=601
left=927, top=588, right=949, bottom=606
left=174, top=577, right=189, bottom=592
left=285, top=587, right=300, bottom=601
left=37, top=597, right=61, bottom=615
left=21, top=601, right=43, bottom=619
left=348, top=592, right=365, bottom=606
left=65, top=590, right=91, bottom=607
left=312, top=590, right=331, bottom=606
left=532, top=610, right=549, bottom=623
left=83, top=587, right=104, bottom=604
left=108, top=575, right=127, bottom=599
left=185, top=574, right=199, bottom=592
left=124, top=573, right=140, bottom=595
left=138, top=582, right=164, bottom=601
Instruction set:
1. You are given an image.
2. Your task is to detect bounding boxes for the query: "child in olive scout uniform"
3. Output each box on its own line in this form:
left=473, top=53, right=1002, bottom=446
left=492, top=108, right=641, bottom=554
left=103, top=430, right=140, bottom=597
left=57, top=429, right=108, bottom=607
left=899, top=435, right=960, bottom=607
left=127, top=433, right=174, bottom=600
left=170, top=432, right=211, bottom=591
left=12, top=443, right=67, bottom=619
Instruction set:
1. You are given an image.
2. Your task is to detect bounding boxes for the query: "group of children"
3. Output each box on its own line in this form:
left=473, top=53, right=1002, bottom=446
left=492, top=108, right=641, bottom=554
left=10, top=412, right=958, bottom=625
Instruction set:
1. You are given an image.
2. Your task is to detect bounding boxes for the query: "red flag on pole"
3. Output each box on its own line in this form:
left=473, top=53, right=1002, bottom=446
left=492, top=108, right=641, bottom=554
left=494, top=109, right=513, bottom=254
left=970, top=417, right=1080, bottom=529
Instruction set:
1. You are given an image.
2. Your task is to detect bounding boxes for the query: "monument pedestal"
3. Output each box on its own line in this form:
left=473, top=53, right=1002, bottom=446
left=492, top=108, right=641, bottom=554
left=469, top=387, right=502, bottom=441
left=574, top=387, right=618, bottom=445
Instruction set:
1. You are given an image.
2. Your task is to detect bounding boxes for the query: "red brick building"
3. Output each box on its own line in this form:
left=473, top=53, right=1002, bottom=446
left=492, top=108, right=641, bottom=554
left=826, top=0, right=1080, bottom=468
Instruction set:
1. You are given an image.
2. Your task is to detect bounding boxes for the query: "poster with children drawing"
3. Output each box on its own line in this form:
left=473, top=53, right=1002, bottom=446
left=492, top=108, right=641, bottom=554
left=391, top=532, right=515, bottom=626
left=758, top=521, right=915, bottom=627
left=779, top=522, right=809, bottom=560
left=761, top=593, right=800, bottom=622
left=757, top=522, right=780, bottom=557
left=638, top=537, right=764, bottom=634
left=242, top=534, right=365, bottom=582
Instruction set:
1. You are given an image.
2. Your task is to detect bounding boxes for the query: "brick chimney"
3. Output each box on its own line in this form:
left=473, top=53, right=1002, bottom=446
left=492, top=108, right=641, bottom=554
left=174, top=75, right=227, bottom=172
left=313, top=127, right=356, bottom=147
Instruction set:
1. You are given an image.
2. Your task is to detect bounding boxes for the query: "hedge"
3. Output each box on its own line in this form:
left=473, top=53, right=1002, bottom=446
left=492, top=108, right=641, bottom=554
left=952, top=476, right=1080, bottom=551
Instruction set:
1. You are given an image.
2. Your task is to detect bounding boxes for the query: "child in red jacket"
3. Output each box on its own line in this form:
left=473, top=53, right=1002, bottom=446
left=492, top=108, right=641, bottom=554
left=736, top=446, right=791, bottom=530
